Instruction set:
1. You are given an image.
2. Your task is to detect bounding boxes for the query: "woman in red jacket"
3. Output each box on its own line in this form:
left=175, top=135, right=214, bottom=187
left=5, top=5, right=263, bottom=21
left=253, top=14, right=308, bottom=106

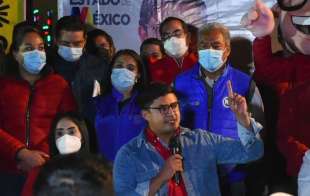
left=0, top=22, right=76, bottom=196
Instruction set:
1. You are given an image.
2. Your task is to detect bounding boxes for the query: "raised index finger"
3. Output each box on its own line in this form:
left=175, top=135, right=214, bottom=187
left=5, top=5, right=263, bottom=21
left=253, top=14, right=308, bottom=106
left=227, top=80, right=234, bottom=98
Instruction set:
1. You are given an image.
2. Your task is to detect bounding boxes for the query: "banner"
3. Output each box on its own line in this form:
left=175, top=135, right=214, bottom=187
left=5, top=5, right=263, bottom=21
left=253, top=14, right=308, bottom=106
left=58, top=0, right=275, bottom=52
left=0, top=0, right=25, bottom=53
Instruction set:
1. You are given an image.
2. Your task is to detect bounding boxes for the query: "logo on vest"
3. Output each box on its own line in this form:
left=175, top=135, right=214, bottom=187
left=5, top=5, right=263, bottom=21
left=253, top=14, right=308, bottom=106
left=222, top=97, right=230, bottom=108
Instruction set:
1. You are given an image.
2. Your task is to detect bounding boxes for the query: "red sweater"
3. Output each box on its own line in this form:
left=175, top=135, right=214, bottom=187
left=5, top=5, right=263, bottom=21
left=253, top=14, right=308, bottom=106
left=0, top=74, right=76, bottom=173
left=277, top=82, right=310, bottom=176
left=253, top=36, right=310, bottom=87
left=149, top=52, right=198, bottom=85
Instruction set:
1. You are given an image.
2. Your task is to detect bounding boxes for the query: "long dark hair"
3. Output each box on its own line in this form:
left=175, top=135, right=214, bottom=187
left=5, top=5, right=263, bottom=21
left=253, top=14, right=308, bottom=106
left=86, top=29, right=116, bottom=60
left=49, top=112, right=90, bottom=157
left=6, top=21, right=51, bottom=76
left=105, top=49, right=149, bottom=94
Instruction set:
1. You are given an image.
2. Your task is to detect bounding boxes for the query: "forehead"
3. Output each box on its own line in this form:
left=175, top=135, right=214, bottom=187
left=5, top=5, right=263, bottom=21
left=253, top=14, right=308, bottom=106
left=199, top=29, right=225, bottom=43
left=151, top=93, right=178, bottom=106
left=56, top=118, right=77, bottom=128
left=162, top=20, right=184, bottom=32
left=114, top=54, right=137, bottom=64
left=59, top=30, right=85, bottom=41
left=95, top=35, right=109, bottom=44
left=22, top=32, right=43, bottom=44
left=143, top=44, right=161, bottom=53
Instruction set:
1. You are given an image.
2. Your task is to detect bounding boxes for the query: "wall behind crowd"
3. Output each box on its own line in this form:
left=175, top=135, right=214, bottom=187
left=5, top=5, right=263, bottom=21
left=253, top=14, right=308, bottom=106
left=58, top=0, right=276, bottom=52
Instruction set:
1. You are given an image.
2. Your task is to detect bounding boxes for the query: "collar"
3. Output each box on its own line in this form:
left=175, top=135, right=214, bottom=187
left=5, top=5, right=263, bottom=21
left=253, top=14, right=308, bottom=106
left=136, top=127, right=191, bottom=148
left=111, top=87, right=138, bottom=103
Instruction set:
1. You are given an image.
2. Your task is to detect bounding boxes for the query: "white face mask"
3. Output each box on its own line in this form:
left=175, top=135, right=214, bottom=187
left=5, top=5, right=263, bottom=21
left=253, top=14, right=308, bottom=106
left=22, top=50, right=46, bottom=74
left=56, top=134, right=82, bottom=155
left=111, top=68, right=136, bottom=92
left=57, top=45, right=83, bottom=62
left=164, top=37, right=188, bottom=58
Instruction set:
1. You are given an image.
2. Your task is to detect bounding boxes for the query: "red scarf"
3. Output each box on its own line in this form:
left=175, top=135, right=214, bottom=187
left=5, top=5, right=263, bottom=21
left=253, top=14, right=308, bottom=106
left=145, top=128, right=187, bottom=196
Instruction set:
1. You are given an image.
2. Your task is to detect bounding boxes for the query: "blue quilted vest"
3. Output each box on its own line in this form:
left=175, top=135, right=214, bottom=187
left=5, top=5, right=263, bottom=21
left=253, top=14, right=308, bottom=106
left=175, top=63, right=252, bottom=139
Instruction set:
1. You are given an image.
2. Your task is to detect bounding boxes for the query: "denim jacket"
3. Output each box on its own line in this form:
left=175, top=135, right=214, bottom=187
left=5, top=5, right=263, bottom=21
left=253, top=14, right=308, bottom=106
left=113, top=119, right=263, bottom=196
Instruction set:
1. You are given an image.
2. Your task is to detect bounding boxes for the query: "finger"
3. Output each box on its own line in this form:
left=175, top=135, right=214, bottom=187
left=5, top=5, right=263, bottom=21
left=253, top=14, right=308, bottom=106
left=37, top=151, right=50, bottom=159
left=227, top=80, right=234, bottom=98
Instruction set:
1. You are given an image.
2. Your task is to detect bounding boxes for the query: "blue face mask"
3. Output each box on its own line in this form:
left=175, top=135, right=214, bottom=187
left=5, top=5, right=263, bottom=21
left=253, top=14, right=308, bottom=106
left=22, top=50, right=46, bottom=74
left=111, top=68, right=136, bottom=92
left=57, top=45, right=83, bottom=62
left=198, top=49, right=224, bottom=72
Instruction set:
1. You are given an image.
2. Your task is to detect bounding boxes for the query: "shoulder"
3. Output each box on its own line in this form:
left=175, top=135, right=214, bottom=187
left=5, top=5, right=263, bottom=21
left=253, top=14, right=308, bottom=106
left=175, top=64, right=199, bottom=84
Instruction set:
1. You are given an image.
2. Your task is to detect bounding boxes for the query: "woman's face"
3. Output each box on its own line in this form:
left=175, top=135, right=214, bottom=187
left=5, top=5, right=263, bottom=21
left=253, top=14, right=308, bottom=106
left=14, top=32, right=45, bottom=65
left=55, top=118, right=82, bottom=140
left=95, top=35, right=114, bottom=56
left=112, top=54, right=140, bottom=76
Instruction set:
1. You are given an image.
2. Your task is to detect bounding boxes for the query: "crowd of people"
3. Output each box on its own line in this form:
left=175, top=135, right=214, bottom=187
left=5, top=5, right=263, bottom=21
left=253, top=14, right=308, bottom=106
left=0, top=0, right=310, bottom=195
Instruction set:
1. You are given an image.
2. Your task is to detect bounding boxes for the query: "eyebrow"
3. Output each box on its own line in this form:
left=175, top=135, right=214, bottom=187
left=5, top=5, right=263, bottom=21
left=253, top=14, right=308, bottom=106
left=55, top=126, right=76, bottom=131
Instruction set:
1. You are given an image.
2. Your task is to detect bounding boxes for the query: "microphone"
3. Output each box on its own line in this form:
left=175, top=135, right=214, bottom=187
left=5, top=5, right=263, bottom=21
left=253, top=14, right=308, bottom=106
left=169, top=135, right=182, bottom=185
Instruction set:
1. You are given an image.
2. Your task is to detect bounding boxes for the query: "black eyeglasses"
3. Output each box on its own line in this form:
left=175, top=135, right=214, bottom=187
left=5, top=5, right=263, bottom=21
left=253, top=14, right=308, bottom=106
left=277, top=0, right=307, bottom=11
left=147, top=101, right=179, bottom=114
left=161, top=29, right=185, bottom=41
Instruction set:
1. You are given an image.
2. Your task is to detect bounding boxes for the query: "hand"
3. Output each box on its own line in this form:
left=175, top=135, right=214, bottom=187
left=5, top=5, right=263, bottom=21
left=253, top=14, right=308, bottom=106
left=16, top=148, right=49, bottom=172
left=227, top=80, right=251, bottom=129
left=158, top=154, right=183, bottom=182
left=240, top=0, right=275, bottom=38
left=149, top=154, right=183, bottom=196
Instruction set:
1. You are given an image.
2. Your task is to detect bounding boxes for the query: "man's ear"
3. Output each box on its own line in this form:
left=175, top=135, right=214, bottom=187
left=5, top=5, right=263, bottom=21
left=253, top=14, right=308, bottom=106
left=141, top=110, right=150, bottom=121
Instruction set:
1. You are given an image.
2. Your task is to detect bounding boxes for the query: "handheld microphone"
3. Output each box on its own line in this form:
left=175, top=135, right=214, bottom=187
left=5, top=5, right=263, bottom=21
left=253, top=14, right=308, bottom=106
left=169, top=135, right=182, bottom=185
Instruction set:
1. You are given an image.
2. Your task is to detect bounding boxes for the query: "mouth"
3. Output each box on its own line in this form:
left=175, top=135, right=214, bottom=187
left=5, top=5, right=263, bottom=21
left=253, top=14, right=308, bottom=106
left=292, top=16, right=310, bottom=35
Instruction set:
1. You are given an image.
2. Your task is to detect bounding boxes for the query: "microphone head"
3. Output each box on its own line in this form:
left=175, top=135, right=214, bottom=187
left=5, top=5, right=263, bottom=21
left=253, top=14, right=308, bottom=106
left=169, top=136, right=182, bottom=155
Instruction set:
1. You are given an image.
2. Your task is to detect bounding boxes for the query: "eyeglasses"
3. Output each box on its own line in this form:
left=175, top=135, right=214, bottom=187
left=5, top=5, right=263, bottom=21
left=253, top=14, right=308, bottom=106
left=277, top=0, right=307, bottom=11
left=147, top=101, right=179, bottom=114
left=161, top=29, right=185, bottom=41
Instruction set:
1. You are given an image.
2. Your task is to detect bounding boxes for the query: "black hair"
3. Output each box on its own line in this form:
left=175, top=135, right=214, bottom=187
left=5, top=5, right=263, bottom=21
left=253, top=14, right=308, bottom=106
left=6, top=21, right=51, bottom=76
left=106, top=49, right=149, bottom=93
left=159, top=16, right=188, bottom=38
left=55, top=16, right=86, bottom=40
left=85, top=28, right=116, bottom=60
left=49, top=112, right=90, bottom=157
left=34, top=153, right=113, bottom=196
left=136, top=82, right=176, bottom=109
left=139, top=37, right=165, bottom=57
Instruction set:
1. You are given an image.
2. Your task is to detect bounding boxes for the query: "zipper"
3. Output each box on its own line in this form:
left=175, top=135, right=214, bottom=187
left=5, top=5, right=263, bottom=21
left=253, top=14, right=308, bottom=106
left=207, top=86, right=214, bottom=130
left=25, top=85, right=35, bottom=148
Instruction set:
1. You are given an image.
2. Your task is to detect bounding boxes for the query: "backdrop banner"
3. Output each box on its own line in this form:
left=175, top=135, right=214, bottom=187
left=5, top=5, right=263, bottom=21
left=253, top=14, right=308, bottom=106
left=58, top=0, right=275, bottom=51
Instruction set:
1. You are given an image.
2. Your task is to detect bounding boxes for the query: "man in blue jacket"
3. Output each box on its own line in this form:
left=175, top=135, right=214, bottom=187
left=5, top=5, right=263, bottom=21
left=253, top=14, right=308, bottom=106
left=174, top=22, right=265, bottom=196
left=113, top=83, right=263, bottom=196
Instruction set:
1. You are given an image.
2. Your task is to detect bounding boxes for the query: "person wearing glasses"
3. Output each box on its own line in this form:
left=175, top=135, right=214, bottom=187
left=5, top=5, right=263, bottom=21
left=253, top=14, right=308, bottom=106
left=174, top=22, right=265, bottom=196
left=113, top=82, right=263, bottom=196
left=148, top=17, right=198, bottom=85
left=95, top=49, right=149, bottom=161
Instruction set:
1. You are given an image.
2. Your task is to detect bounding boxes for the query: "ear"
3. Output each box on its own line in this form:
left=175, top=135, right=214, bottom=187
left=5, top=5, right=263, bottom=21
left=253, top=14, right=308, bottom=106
left=141, top=110, right=150, bottom=121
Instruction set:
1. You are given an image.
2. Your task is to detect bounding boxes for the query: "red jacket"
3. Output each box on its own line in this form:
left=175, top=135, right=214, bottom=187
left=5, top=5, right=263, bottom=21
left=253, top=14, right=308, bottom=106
left=149, top=52, right=198, bottom=85
left=253, top=36, right=310, bottom=87
left=277, top=82, right=310, bottom=176
left=0, top=74, right=76, bottom=173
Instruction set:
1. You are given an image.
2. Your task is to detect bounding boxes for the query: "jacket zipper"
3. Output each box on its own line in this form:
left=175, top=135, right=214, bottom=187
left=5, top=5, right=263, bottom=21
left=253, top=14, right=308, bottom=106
left=25, top=85, right=35, bottom=148
left=207, top=86, right=214, bottom=130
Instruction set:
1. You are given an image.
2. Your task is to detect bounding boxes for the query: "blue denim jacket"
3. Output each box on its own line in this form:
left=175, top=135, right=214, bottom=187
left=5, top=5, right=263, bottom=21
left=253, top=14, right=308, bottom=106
left=113, top=119, right=263, bottom=196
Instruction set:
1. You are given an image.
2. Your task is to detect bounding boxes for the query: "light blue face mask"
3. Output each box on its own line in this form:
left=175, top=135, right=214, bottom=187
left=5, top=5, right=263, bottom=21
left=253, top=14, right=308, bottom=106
left=22, top=50, right=46, bottom=74
left=111, top=68, right=136, bottom=92
left=57, top=45, right=83, bottom=62
left=198, top=49, right=224, bottom=72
